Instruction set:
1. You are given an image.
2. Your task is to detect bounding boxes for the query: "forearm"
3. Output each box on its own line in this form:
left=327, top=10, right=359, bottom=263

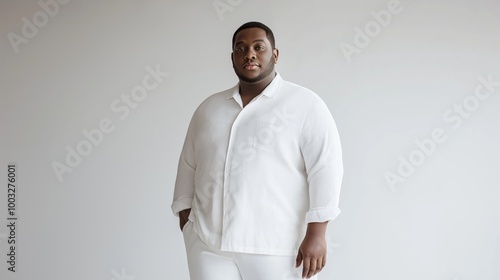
left=171, top=125, right=196, bottom=217
left=305, top=221, right=328, bottom=237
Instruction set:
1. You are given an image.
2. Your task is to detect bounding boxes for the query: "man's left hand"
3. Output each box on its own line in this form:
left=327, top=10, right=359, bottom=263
left=295, top=222, right=328, bottom=279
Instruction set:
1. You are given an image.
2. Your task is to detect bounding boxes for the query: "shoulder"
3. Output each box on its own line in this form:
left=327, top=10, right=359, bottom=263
left=192, top=86, right=235, bottom=114
left=278, top=79, right=326, bottom=109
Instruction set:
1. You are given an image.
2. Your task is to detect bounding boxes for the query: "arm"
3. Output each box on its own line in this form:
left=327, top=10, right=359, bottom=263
left=296, top=97, right=343, bottom=278
left=171, top=115, right=197, bottom=230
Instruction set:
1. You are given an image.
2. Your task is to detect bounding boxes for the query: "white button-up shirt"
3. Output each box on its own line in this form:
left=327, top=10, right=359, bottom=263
left=171, top=73, right=343, bottom=256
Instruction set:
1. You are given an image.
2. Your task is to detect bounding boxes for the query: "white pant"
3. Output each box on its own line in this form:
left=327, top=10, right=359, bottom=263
left=182, top=220, right=318, bottom=280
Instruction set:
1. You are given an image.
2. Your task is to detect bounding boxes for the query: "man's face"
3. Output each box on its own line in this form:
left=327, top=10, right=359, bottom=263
left=231, top=27, right=278, bottom=83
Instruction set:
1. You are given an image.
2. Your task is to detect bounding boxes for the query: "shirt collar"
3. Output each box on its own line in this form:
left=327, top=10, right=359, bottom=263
left=225, top=72, right=283, bottom=100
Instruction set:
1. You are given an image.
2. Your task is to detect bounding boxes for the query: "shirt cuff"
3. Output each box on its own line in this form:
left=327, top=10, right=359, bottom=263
left=305, top=207, right=341, bottom=223
left=171, top=197, right=193, bottom=217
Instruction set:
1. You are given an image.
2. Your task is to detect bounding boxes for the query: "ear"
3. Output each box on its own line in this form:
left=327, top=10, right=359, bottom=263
left=273, top=48, right=279, bottom=64
left=231, top=52, right=238, bottom=70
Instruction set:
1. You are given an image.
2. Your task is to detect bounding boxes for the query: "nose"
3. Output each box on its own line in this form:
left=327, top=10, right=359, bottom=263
left=244, top=49, right=256, bottom=60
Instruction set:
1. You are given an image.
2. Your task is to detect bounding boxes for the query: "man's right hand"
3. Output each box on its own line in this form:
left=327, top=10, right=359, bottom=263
left=179, top=208, right=191, bottom=232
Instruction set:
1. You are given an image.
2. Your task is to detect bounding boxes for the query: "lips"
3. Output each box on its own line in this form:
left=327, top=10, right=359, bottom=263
left=243, top=62, right=259, bottom=70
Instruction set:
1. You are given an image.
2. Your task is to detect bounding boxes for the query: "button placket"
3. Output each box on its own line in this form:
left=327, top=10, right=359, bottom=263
left=220, top=97, right=260, bottom=249
left=220, top=108, right=245, bottom=248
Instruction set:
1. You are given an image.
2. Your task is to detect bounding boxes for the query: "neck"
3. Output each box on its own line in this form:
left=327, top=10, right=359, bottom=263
left=239, top=71, right=276, bottom=97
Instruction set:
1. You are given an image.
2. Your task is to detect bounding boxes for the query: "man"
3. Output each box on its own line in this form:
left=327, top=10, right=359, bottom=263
left=171, top=21, right=343, bottom=280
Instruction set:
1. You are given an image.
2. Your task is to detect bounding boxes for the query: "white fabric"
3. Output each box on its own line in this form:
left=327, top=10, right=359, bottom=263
left=182, top=220, right=317, bottom=280
left=172, top=73, right=343, bottom=255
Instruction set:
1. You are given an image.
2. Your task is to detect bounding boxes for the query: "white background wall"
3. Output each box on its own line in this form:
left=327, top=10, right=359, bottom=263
left=1, top=0, right=499, bottom=279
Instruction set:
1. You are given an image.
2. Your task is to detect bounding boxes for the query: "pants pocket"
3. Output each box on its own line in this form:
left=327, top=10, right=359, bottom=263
left=182, top=220, right=192, bottom=234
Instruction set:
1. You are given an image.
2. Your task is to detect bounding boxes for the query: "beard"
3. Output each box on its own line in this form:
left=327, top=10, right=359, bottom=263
left=233, top=55, right=275, bottom=83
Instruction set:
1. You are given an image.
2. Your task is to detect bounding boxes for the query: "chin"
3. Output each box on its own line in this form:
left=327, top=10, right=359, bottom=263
left=236, top=72, right=263, bottom=83
left=240, top=75, right=264, bottom=83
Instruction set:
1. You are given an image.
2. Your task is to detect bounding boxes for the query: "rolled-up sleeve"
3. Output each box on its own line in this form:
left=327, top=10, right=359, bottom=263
left=171, top=115, right=197, bottom=217
left=299, top=97, right=343, bottom=224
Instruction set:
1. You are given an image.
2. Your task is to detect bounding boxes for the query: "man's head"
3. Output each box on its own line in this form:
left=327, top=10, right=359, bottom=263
left=232, top=21, right=275, bottom=49
left=231, top=21, right=279, bottom=84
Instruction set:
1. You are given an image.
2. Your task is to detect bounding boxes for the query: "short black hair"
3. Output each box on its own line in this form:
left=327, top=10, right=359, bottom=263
left=232, top=21, right=275, bottom=49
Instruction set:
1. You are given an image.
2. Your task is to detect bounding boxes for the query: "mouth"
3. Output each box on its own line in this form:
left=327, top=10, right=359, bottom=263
left=243, top=62, right=259, bottom=70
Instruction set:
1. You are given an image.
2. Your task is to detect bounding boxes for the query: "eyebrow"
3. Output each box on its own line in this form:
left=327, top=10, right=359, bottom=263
left=234, top=39, right=266, bottom=46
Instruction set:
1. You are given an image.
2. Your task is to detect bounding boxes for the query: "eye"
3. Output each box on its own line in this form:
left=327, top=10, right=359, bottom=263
left=235, top=46, right=245, bottom=52
left=255, top=45, right=265, bottom=51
